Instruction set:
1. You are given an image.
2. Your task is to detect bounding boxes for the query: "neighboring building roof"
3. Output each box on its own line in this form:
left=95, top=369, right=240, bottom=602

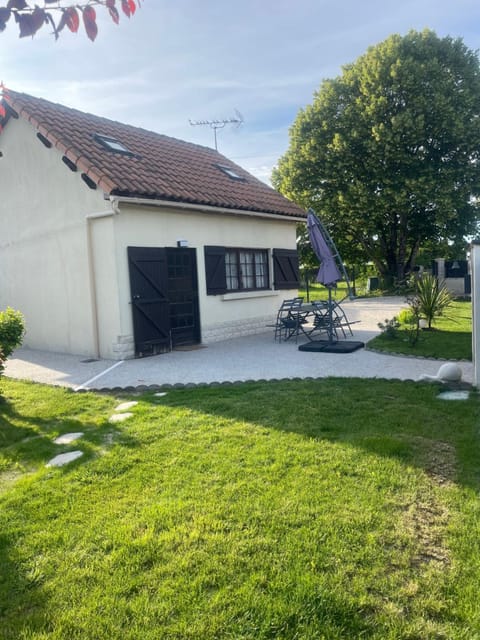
left=1, top=89, right=306, bottom=219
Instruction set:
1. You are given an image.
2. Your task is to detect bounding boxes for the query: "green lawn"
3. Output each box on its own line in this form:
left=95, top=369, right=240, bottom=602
left=299, top=276, right=382, bottom=302
left=299, top=281, right=357, bottom=302
left=367, top=299, right=472, bottom=361
left=1, top=377, right=480, bottom=639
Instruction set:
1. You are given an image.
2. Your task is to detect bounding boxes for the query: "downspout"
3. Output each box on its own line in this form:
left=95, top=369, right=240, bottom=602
left=85, top=207, right=118, bottom=358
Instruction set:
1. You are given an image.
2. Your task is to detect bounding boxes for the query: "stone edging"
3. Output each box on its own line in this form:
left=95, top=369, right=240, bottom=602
left=75, top=374, right=474, bottom=394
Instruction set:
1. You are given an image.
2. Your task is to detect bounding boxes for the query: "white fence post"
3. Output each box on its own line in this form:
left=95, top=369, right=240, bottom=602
left=434, top=258, right=446, bottom=284
left=471, top=241, right=480, bottom=388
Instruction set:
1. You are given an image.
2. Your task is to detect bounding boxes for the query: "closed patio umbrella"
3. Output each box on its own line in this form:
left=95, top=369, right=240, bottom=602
left=307, top=211, right=342, bottom=288
left=304, top=210, right=362, bottom=352
left=306, top=210, right=342, bottom=343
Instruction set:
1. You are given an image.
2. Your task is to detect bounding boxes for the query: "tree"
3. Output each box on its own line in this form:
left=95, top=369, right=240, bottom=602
left=273, top=30, right=480, bottom=285
left=0, top=0, right=141, bottom=42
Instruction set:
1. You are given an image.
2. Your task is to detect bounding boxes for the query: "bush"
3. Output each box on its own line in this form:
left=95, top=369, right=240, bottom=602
left=412, top=274, right=452, bottom=329
left=0, top=307, right=25, bottom=374
left=397, top=308, right=416, bottom=325
left=377, top=317, right=400, bottom=339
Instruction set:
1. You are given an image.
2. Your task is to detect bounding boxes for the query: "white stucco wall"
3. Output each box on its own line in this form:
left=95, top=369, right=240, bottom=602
left=0, top=117, right=108, bottom=356
left=88, top=213, right=122, bottom=358
left=88, top=202, right=299, bottom=358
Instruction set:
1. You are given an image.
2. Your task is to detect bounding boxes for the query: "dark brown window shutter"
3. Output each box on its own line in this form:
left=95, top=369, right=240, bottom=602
left=204, top=246, right=227, bottom=295
left=273, top=249, right=300, bottom=290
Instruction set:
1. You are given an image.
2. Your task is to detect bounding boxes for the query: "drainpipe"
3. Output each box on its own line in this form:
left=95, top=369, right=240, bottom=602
left=85, top=207, right=118, bottom=358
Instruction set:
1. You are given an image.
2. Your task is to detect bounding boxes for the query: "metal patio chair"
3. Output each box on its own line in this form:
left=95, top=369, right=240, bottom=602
left=273, top=297, right=307, bottom=342
left=305, top=299, right=357, bottom=341
left=330, top=300, right=355, bottom=337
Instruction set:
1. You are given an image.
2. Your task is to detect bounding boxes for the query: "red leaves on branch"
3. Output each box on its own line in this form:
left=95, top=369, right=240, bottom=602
left=121, top=0, right=136, bottom=17
left=16, top=6, right=46, bottom=37
left=82, top=5, right=97, bottom=41
left=7, top=1, right=27, bottom=9
left=0, top=7, right=11, bottom=31
left=0, top=0, right=142, bottom=40
left=106, top=0, right=119, bottom=25
left=57, top=7, right=80, bottom=34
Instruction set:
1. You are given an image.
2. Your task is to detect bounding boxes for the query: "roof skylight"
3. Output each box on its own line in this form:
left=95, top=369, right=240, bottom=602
left=216, top=164, right=246, bottom=181
left=94, top=133, right=132, bottom=155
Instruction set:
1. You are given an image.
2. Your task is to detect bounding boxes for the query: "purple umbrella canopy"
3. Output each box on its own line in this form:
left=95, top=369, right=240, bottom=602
left=307, top=211, right=341, bottom=287
left=301, top=211, right=362, bottom=351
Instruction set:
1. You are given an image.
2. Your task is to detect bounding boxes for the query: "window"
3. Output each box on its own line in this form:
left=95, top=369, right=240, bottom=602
left=216, top=164, right=246, bottom=181
left=94, top=133, right=133, bottom=155
left=225, top=249, right=268, bottom=291
left=204, top=246, right=299, bottom=295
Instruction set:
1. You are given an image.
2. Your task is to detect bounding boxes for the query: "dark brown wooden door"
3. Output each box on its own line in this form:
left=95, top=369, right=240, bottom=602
left=166, top=248, right=200, bottom=347
left=128, top=247, right=170, bottom=356
left=128, top=246, right=200, bottom=356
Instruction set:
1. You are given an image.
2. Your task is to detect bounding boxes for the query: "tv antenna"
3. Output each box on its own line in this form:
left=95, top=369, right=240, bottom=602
left=189, top=110, right=244, bottom=151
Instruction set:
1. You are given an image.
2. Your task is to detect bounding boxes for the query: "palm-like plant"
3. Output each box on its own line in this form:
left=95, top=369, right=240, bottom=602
left=412, top=273, right=452, bottom=329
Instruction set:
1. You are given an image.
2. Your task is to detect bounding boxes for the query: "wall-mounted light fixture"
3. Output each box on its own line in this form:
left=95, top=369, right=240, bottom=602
left=177, top=239, right=188, bottom=247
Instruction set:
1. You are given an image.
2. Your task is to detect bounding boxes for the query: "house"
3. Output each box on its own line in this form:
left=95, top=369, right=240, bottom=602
left=0, top=90, right=306, bottom=360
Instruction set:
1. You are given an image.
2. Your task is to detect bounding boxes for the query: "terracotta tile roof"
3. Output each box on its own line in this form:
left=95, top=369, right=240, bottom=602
left=1, top=90, right=306, bottom=219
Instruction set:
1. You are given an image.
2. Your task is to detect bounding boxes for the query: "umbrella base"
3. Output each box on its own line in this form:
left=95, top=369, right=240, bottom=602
left=298, top=340, right=364, bottom=354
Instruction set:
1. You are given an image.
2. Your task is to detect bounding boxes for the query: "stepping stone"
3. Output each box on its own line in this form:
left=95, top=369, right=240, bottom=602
left=54, top=432, right=84, bottom=445
left=46, top=451, right=83, bottom=467
left=437, top=391, right=470, bottom=401
left=115, top=401, right=138, bottom=412
left=109, top=412, right=133, bottom=423
left=154, top=392, right=168, bottom=397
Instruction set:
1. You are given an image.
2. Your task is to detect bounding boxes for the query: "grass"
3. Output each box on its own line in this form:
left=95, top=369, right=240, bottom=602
left=299, top=278, right=382, bottom=302
left=299, top=281, right=357, bottom=302
left=1, top=377, right=480, bottom=639
left=367, top=299, right=472, bottom=361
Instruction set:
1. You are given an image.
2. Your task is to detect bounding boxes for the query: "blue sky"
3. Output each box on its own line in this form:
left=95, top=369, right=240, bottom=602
left=2, top=0, right=480, bottom=183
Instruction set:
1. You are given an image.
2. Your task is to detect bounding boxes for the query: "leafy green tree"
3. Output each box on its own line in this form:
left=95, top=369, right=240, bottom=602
left=273, top=30, right=480, bottom=285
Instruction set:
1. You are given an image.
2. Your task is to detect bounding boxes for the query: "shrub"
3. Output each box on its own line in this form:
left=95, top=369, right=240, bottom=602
left=397, top=308, right=416, bottom=325
left=412, top=274, right=452, bottom=329
left=403, top=296, right=422, bottom=346
left=377, top=317, right=400, bottom=339
left=0, top=307, right=25, bottom=374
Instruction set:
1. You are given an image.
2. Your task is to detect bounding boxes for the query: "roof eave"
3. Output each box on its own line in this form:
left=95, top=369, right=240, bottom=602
left=109, top=194, right=307, bottom=222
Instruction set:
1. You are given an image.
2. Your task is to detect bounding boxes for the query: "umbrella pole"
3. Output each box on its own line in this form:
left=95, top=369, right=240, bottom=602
left=327, top=286, right=335, bottom=344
